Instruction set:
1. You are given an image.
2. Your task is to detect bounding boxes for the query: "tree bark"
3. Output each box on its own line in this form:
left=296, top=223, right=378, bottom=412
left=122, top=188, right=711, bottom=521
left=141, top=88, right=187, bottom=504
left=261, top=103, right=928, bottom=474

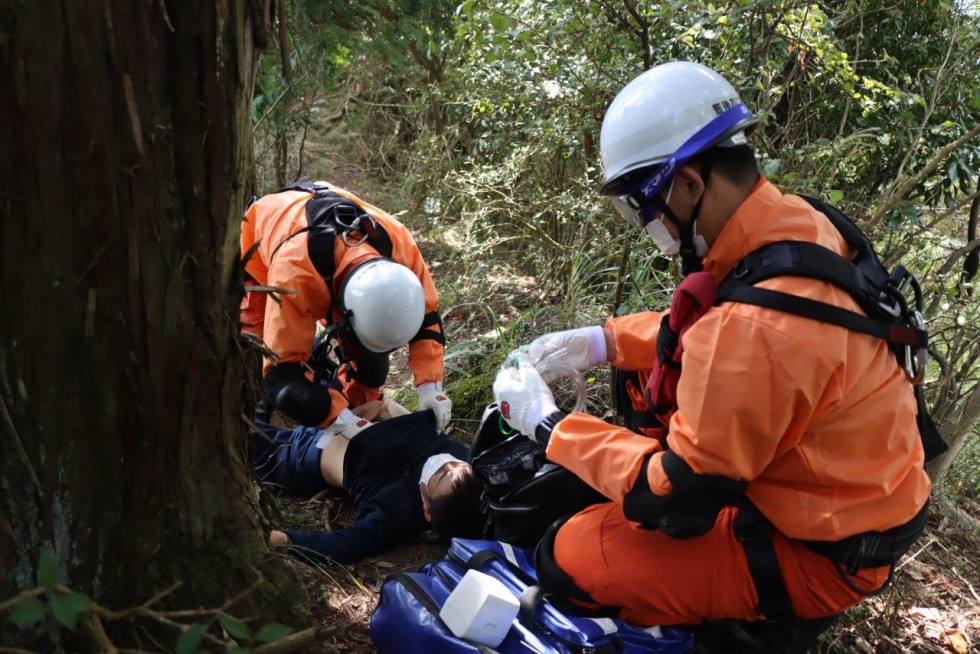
left=0, top=0, right=308, bottom=648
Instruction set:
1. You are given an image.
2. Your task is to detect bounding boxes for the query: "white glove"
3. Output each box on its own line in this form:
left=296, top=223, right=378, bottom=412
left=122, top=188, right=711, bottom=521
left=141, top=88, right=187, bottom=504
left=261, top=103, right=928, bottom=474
left=521, top=326, right=608, bottom=381
left=492, top=354, right=559, bottom=439
left=329, top=407, right=374, bottom=440
left=417, top=382, right=453, bottom=432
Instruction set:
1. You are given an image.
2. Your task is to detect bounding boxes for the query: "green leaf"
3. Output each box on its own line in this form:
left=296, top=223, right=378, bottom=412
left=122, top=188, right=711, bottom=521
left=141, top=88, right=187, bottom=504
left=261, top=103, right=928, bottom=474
left=489, top=13, right=515, bottom=32
left=255, top=623, right=294, bottom=643
left=175, top=624, right=207, bottom=654
left=8, top=597, right=47, bottom=629
left=48, top=591, right=92, bottom=632
left=38, top=550, right=58, bottom=590
left=947, top=159, right=958, bottom=182
left=38, top=618, right=61, bottom=643
left=218, top=613, right=251, bottom=641
left=828, top=190, right=844, bottom=205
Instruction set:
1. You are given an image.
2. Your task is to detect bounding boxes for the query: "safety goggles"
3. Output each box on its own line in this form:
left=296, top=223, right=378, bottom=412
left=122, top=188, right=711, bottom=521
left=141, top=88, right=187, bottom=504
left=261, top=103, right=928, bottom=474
left=609, top=194, right=649, bottom=229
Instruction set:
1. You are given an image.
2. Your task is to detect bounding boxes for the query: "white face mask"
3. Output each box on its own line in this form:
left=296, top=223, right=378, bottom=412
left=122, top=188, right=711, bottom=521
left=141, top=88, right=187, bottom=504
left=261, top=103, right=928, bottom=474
left=691, top=222, right=710, bottom=258
left=419, top=453, right=461, bottom=487
left=645, top=216, right=681, bottom=255
left=643, top=179, right=680, bottom=254
left=642, top=180, right=709, bottom=257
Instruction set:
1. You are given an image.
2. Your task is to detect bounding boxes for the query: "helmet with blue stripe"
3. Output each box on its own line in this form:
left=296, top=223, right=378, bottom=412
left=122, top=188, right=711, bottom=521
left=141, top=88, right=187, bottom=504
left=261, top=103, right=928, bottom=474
left=599, top=61, right=757, bottom=198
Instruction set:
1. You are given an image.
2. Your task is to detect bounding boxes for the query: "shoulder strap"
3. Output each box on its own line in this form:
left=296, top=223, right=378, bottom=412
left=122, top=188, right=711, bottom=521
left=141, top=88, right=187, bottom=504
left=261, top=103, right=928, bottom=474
left=273, top=180, right=320, bottom=194
left=268, top=181, right=394, bottom=284
left=716, top=200, right=946, bottom=461
left=716, top=242, right=927, bottom=351
left=719, top=240, right=882, bottom=318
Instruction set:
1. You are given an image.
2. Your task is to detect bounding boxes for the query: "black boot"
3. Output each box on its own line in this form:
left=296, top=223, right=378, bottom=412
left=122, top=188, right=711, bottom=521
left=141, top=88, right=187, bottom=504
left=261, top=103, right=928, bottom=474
left=694, top=614, right=840, bottom=653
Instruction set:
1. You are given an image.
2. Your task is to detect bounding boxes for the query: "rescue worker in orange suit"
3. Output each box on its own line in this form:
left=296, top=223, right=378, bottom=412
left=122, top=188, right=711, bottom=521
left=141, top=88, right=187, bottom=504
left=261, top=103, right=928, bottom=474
left=240, top=180, right=452, bottom=438
left=494, top=62, right=931, bottom=628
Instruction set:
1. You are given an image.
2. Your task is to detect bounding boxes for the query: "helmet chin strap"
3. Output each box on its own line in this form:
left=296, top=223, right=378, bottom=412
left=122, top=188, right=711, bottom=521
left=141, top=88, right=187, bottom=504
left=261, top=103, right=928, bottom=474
left=650, top=162, right=711, bottom=276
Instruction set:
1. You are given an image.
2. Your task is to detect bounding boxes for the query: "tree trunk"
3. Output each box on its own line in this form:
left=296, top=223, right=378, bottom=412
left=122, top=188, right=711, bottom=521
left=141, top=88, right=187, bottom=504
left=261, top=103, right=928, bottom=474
left=0, top=0, right=308, bottom=648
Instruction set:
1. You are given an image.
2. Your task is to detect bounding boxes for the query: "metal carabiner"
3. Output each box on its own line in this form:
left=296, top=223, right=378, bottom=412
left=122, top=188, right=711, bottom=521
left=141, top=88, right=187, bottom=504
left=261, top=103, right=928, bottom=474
left=336, top=209, right=378, bottom=248
left=904, top=310, right=927, bottom=385
left=341, top=229, right=370, bottom=247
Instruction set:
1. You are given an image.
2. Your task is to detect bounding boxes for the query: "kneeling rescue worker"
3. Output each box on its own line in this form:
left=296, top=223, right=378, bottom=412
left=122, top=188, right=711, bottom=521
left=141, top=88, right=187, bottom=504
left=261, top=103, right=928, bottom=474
left=241, top=180, right=452, bottom=438
left=494, top=62, right=941, bottom=627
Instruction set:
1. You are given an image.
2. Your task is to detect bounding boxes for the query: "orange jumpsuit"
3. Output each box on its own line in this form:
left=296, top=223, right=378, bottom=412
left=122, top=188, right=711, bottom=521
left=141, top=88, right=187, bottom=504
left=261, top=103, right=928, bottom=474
left=546, top=178, right=931, bottom=625
left=240, top=183, right=444, bottom=427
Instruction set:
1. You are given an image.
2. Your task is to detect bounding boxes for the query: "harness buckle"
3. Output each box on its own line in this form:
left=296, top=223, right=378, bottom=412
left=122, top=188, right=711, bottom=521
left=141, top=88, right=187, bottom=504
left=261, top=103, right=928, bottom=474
left=732, top=260, right=751, bottom=280
left=878, top=267, right=915, bottom=319
left=845, top=534, right=886, bottom=575
left=341, top=229, right=370, bottom=247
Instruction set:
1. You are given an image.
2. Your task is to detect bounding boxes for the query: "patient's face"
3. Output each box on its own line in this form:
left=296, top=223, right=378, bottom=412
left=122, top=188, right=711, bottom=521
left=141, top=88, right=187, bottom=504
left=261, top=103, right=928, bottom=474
left=425, top=461, right=471, bottom=501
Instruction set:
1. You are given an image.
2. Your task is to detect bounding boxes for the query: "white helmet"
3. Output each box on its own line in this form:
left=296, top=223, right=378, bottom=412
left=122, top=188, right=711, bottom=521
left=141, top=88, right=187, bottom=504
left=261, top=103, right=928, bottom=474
left=341, top=259, right=425, bottom=353
left=599, top=61, right=756, bottom=195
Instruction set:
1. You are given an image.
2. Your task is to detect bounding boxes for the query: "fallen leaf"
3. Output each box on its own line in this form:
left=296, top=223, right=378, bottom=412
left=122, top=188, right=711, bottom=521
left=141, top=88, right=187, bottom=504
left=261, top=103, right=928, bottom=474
left=906, top=568, right=925, bottom=581
left=943, top=629, right=969, bottom=654
left=910, top=607, right=942, bottom=621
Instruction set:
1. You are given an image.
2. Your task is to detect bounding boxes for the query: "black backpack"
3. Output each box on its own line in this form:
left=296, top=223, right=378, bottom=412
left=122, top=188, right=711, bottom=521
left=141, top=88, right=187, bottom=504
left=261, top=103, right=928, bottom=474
left=714, top=196, right=946, bottom=461
left=471, top=404, right=606, bottom=548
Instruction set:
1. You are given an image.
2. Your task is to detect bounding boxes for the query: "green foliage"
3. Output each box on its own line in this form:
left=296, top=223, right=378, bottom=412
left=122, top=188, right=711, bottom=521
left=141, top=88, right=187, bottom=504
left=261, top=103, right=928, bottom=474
left=176, top=624, right=207, bottom=654
left=8, top=597, right=46, bottom=629
left=4, top=550, right=295, bottom=653
left=48, top=591, right=92, bottom=631
left=37, top=549, right=58, bottom=590
left=219, top=613, right=252, bottom=641
left=174, top=615, right=295, bottom=654
left=6, top=551, right=94, bottom=646
left=260, top=0, right=980, bottom=489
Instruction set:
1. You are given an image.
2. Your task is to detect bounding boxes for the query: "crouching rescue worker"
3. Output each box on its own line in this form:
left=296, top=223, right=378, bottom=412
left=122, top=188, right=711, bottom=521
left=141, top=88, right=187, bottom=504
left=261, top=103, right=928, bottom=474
left=494, top=62, right=938, bottom=629
left=240, top=180, right=452, bottom=438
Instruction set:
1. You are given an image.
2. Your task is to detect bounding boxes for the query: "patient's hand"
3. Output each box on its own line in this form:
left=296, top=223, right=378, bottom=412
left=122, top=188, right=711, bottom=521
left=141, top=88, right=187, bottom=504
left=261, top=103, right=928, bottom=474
left=270, top=530, right=290, bottom=546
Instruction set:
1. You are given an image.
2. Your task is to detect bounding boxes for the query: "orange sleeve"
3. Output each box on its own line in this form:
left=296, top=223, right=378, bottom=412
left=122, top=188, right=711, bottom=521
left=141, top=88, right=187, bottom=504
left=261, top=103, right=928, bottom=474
left=546, top=412, right=667, bottom=502
left=605, top=311, right=665, bottom=371
left=388, top=221, right=444, bottom=386
left=260, top=239, right=332, bottom=375
left=239, top=201, right=268, bottom=337
left=538, top=310, right=670, bottom=501
left=644, top=303, right=830, bottom=493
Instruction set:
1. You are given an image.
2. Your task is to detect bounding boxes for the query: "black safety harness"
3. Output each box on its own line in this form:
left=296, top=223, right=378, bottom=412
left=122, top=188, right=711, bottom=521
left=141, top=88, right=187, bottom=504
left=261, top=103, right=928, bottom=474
left=269, top=181, right=445, bottom=354
left=537, top=196, right=947, bottom=620
left=686, top=196, right=944, bottom=617
left=254, top=181, right=445, bottom=424
left=713, top=197, right=944, bottom=459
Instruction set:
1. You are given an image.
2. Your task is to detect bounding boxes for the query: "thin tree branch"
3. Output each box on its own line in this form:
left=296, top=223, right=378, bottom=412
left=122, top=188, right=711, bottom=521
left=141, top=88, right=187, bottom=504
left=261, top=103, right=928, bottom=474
left=870, top=123, right=980, bottom=227
left=0, top=395, right=43, bottom=498
left=0, top=587, right=43, bottom=613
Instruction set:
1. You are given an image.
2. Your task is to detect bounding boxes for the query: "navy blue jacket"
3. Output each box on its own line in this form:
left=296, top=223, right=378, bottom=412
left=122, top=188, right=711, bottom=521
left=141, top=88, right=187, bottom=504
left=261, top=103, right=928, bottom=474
left=253, top=410, right=470, bottom=565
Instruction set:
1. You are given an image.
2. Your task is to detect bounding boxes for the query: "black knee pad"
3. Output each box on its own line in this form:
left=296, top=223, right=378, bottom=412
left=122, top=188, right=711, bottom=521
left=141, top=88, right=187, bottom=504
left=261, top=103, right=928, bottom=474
left=350, top=350, right=390, bottom=388
left=263, top=362, right=333, bottom=426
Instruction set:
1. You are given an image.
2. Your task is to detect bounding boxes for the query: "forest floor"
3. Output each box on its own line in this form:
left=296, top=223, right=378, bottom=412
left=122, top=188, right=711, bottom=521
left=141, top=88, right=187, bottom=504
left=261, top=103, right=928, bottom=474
left=278, top=506, right=979, bottom=654
left=263, top=227, right=980, bottom=654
